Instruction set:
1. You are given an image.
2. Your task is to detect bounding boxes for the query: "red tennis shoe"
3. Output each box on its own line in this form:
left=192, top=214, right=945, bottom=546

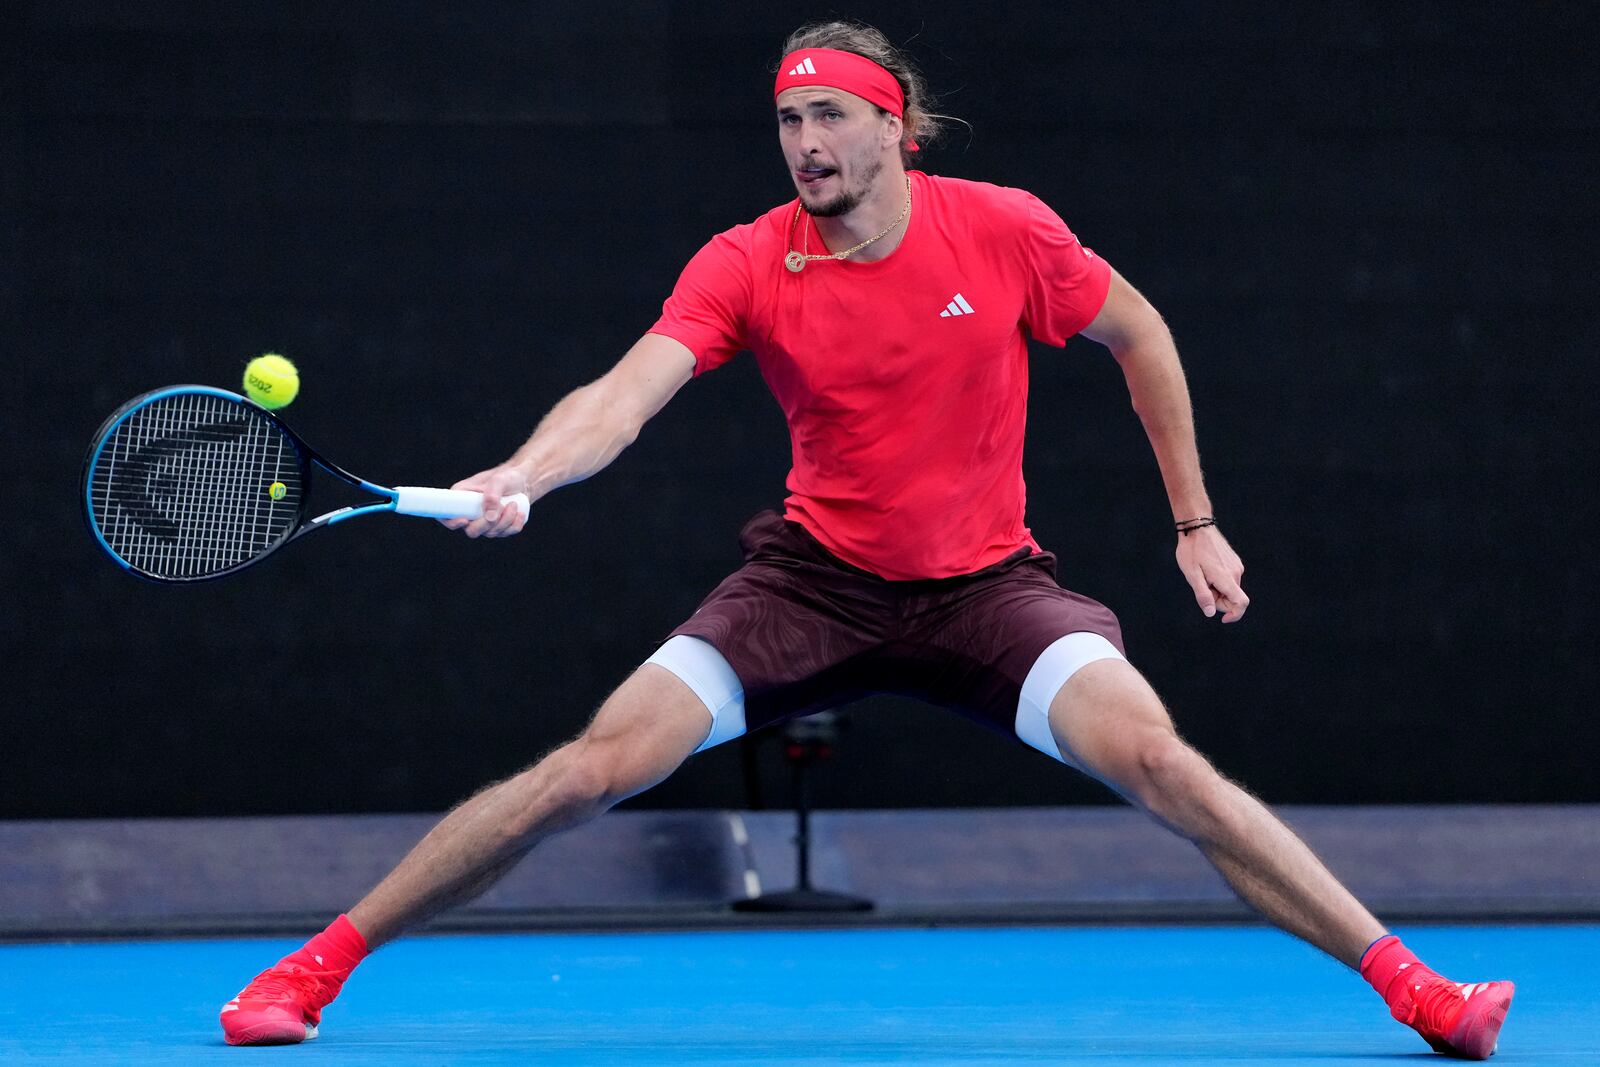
left=220, top=914, right=367, bottom=1046
left=220, top=956, right=347, bottom=1046
left=1389, top=967, right=1514, bottom=1059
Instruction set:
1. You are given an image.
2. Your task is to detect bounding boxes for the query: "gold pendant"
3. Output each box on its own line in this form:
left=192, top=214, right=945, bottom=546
left=784, top=251, right=806, bottom=273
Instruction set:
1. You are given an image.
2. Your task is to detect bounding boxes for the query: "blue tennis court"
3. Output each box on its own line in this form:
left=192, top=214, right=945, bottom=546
left=1, top=924, right=1587, bottom=1064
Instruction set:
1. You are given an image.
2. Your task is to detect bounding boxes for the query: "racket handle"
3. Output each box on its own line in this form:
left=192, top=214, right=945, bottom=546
left=393, top=486, right=531, bottom=522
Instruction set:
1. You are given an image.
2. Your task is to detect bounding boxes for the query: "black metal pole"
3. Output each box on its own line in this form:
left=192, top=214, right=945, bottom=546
left=729, top=712, right=872, bottom=913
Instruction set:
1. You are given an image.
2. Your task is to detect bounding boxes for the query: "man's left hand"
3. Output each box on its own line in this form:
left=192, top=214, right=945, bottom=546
left=1176, top=525, right=1248, bottom=622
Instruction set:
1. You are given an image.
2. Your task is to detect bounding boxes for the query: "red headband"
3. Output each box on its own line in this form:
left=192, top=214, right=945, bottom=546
left=776, top=49, right=913, bottom=142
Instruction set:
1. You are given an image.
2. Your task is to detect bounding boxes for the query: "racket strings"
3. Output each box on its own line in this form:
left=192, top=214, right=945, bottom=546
left=88, top=392, right=304, bottom=578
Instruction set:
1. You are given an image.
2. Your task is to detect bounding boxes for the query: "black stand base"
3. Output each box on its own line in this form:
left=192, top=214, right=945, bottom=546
left=734, top=713, right=875, bottom=915
left=732, top=888, right=874, bottom=913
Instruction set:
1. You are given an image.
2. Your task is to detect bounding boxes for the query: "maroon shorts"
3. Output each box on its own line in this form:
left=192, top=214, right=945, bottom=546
left=668, top=510, right=1125, bottom=740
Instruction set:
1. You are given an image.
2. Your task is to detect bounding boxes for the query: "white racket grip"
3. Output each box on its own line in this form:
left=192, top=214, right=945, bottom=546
left=393, top=486, right=531, bottom=522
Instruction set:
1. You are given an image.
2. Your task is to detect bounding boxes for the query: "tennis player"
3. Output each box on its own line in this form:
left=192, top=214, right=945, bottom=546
left=221, top=21, right=1513, bottom=1057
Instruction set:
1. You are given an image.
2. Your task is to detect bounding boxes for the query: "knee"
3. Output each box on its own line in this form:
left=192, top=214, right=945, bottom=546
left=1134, top=733, right=1195, bottom=787
left=1125, top=733, right=1222, bottom=819
left=547, top=737, right=630, bottom=813
left=496, top=741, right=622, bottom=842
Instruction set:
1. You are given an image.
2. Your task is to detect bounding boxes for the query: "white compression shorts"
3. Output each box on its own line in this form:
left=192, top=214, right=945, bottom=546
left=645, top=631, right=1126, bottom=765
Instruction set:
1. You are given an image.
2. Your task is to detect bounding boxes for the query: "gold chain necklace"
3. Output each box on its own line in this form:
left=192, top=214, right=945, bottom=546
left=784, top=176, right=912, bottom=273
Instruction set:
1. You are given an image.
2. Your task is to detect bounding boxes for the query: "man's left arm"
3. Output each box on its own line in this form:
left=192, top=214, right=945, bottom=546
left=1080, top=269, right=1249, bottom=623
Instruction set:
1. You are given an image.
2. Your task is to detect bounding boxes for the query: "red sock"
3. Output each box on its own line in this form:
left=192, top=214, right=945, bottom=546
left=1360, top=934, right=1427, bottom=1014
left=283, top=914, right=369, bottom=975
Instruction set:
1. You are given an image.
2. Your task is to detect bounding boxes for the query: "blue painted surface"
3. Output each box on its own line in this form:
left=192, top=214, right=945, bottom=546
left=0, top=925, right=1587, bottom=1064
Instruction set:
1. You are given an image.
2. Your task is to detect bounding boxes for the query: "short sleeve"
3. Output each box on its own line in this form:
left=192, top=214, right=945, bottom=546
left=648, top=228, right=752, bottom=376
left=1020, top=194, right=1112, bottom=347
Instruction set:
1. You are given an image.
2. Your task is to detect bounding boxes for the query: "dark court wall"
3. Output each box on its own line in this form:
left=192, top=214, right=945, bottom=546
left=5, top=3, right=1595, bottom=817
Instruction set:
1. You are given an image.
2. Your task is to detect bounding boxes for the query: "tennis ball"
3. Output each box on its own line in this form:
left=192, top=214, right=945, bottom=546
left=244, top=353, right=299, bottom=409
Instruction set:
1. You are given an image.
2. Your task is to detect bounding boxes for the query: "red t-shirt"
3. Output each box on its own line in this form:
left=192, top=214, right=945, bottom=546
left=650, top=170, right=1111, bottom=580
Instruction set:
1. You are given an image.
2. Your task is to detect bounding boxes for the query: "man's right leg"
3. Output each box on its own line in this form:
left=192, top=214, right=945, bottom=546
left=220, top=661, right=713, bottom=1046
left=349, top=662, right=712, bottom=947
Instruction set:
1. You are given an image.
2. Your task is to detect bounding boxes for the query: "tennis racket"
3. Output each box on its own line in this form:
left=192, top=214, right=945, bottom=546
left=81, top=385, right=529, bottom=583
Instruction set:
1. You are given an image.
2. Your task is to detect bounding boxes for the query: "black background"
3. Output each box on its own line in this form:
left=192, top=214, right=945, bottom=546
left=6, top=3, right=1595, bottom=818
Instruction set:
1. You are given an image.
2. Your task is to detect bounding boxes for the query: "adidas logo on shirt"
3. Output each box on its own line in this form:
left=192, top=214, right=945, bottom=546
left=787, top=57, right=818, bottom=76
left=938, top=293, right=975, bottom=318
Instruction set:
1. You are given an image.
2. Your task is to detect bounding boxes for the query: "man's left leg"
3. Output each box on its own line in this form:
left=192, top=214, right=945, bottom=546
left=1047, top=658, right=1513, bottom=1059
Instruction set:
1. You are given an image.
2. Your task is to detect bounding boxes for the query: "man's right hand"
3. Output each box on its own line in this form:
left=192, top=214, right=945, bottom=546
left=439, top=465, right=530, bottom=538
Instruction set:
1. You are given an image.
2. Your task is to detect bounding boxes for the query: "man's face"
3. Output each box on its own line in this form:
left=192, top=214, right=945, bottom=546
left=776, top=87, right=897, bottom=217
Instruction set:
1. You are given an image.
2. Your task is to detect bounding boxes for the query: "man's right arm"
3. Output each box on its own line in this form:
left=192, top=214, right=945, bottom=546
left=443, top=332, right=697, bottom=538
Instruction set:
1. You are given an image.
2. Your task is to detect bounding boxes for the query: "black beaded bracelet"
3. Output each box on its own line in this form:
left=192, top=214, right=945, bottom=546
left=1175, top=516, right=1216, bottom=536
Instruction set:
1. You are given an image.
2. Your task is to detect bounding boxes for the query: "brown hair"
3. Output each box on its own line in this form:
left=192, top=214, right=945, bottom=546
left=778, top=20, right=960, bottom=162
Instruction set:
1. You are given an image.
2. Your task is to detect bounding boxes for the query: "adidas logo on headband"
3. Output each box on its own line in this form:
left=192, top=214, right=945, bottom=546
left=786, top=56, right=817, bottom=76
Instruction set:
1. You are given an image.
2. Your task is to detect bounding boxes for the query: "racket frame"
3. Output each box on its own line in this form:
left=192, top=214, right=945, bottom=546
left=83, top=385, right=415, bottom=583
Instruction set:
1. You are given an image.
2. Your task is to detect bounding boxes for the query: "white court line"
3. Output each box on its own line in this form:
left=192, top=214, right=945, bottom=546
left=726, top=812, right=761, bottom=898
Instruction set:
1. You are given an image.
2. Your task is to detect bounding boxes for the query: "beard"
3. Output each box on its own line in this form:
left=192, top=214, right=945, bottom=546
left=805, top=157, right=883, bottom=218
